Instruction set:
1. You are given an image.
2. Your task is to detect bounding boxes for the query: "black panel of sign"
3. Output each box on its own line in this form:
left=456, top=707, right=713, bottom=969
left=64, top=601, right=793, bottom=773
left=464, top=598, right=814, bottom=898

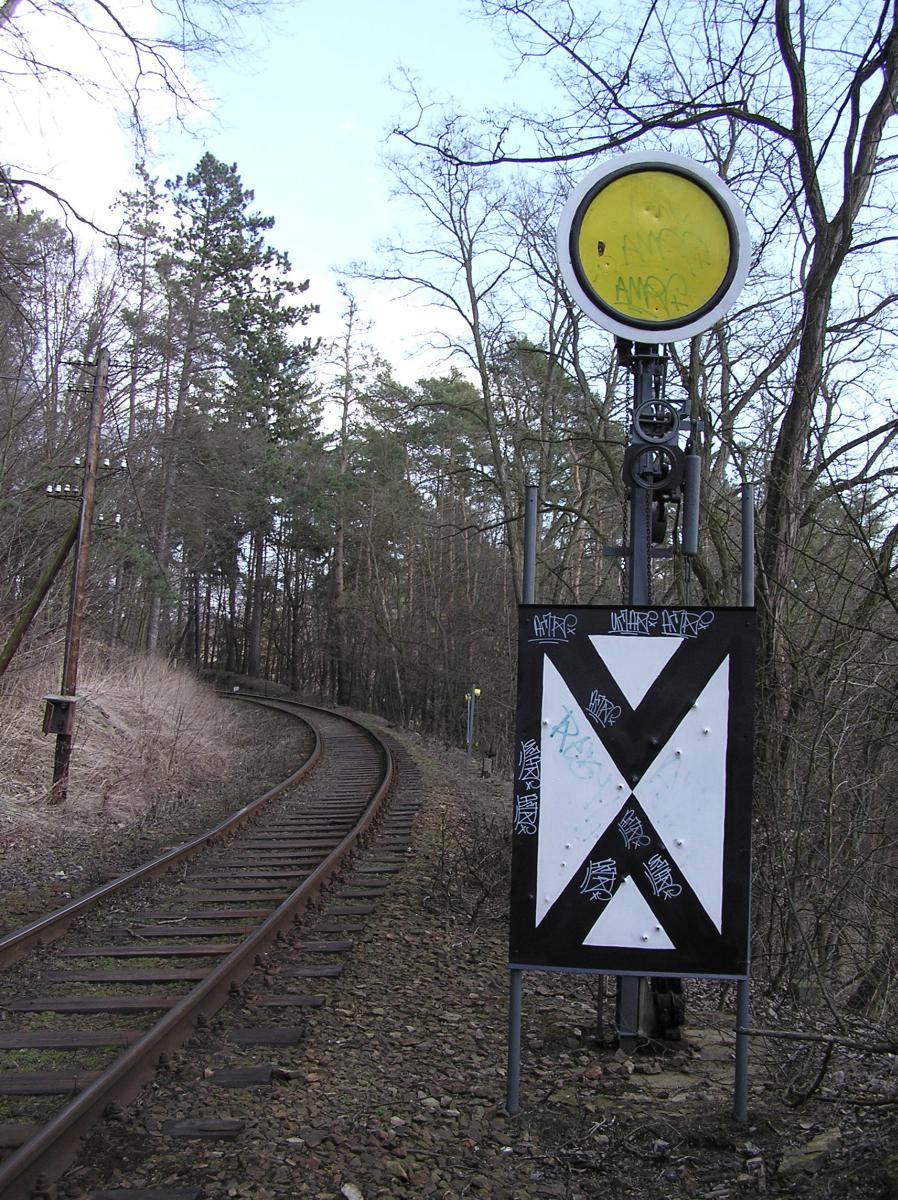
left=510, top=605, right=756, bottom=978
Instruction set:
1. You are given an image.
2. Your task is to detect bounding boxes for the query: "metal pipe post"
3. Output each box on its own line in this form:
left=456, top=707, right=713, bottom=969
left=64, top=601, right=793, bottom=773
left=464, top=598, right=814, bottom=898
left=627, top=348, right=657, bottom=608
left=523, top=482, right=538, bottom=604
left=628, top=486, right=651, bottom=606
left=734, top=977, right=750, bottom=1122
left=618, top=349, right=658, bottom=1046
left=629, top=351, right=656, bottom=608
left=741, top=482, right=755, bottom=605
left=507, top=482, right=537, bottom=1113
left=506, top=969, right=523, bottom=1113
left=734, top=480, right=755, bottom=1120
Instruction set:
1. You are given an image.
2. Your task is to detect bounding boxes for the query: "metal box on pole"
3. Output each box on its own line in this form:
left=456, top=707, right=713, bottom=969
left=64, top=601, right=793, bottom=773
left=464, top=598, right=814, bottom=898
left=42, top=695, right=77, bottom=736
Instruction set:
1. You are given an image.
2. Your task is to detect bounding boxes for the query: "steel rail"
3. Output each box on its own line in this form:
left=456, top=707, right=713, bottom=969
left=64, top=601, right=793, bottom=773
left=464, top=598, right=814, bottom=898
left=0, top=704, right=393, bottom=1200
left=0, top=699, right=320, bottom=971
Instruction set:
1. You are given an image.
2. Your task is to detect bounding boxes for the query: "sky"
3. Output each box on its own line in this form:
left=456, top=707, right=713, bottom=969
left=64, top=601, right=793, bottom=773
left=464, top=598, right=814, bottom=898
left=3, top=0, right=549, bottom=381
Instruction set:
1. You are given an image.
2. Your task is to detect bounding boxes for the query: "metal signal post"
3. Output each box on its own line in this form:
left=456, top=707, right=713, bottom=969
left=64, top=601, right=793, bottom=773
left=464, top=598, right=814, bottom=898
left=553, top=153, right=751, bottom=1050
left=615, top=341, right=701, bottom=1042
left=504, top=151, right=754, bottom=1114
left=465, top=685, right=481, bottom=758
left=542, top=153, right=750, bottom=1065
left=619, top=342, right=677, bottom=1042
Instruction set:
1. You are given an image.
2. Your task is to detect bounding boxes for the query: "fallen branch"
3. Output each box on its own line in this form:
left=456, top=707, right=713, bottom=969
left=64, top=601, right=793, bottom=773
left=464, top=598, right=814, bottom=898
left=786, top=1040, right=835, bottom=1106
left=737, top=1026, right=898, bottom=1054
left=817, top=1091, right=898, bottom=1108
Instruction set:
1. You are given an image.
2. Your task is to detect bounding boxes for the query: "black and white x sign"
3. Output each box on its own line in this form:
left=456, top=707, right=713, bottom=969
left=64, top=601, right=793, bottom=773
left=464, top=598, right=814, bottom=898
left=510, top=605, right=756, bottom=978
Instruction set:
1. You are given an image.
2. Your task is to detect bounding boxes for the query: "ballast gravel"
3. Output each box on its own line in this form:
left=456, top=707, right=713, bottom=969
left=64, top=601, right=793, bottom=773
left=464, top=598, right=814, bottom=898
left=48, top=716, right=898, bottom=1200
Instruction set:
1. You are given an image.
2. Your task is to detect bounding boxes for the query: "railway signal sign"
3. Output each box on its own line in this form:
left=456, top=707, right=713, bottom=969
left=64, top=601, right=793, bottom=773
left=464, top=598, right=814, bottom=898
left=556, top=151, right=751, bottom=342
left=510, top=605, right=755, bottom=978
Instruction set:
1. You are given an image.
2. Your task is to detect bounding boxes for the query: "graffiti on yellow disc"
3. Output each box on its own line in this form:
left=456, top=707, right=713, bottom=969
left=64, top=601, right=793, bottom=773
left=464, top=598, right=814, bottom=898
left=574, top=169, right=732, bottom=325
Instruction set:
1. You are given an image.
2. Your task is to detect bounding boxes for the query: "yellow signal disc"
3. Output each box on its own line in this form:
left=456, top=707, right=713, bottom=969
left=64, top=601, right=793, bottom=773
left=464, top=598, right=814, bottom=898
left=573, top=169, right=732, bottom=327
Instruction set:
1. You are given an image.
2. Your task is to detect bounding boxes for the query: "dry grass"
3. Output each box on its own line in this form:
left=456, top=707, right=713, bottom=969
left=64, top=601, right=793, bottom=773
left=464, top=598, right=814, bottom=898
left=0, top=642, right=248, bottom=829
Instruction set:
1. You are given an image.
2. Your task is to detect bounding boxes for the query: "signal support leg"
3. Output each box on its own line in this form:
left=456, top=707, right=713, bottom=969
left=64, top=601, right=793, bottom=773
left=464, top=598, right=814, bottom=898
left=506, top=969, right=523, bottom=1113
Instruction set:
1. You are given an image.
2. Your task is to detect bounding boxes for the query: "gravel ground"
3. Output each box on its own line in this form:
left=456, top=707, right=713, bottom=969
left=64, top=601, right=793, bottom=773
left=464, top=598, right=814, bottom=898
left=51, top=717, right=897, bottom=1200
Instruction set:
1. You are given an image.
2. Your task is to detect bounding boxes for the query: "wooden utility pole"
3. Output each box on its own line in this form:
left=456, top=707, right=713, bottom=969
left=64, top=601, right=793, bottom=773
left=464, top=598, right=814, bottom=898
left=49, top=347, right=109, bottom=804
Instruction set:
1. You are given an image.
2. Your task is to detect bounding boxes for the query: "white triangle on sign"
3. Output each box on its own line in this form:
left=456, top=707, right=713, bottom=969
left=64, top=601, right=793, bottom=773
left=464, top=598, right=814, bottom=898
left=589, top=634, right=683, bottom=708
left=582, top=875, right=675, bottom=949
left=535, top=657, right=629, bottom=926
left=635, top=656, right=729, bottom=932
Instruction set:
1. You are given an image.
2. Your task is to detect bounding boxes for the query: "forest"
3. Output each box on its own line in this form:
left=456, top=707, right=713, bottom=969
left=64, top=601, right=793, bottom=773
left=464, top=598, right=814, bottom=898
left=0, top=0, right=896, bottom=1020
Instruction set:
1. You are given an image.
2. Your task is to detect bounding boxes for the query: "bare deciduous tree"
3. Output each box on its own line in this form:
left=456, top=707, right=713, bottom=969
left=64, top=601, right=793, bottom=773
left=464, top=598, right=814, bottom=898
left=0, top=0, right=283, bottom=223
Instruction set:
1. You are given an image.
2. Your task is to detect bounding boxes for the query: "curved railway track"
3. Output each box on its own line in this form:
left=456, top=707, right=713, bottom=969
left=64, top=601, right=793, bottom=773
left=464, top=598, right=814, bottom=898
left=0, top=697, right=395, bottom=1200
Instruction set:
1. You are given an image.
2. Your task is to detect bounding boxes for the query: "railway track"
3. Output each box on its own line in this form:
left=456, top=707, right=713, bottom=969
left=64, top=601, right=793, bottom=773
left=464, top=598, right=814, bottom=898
left=0, top=697, right=397, bottom=1200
